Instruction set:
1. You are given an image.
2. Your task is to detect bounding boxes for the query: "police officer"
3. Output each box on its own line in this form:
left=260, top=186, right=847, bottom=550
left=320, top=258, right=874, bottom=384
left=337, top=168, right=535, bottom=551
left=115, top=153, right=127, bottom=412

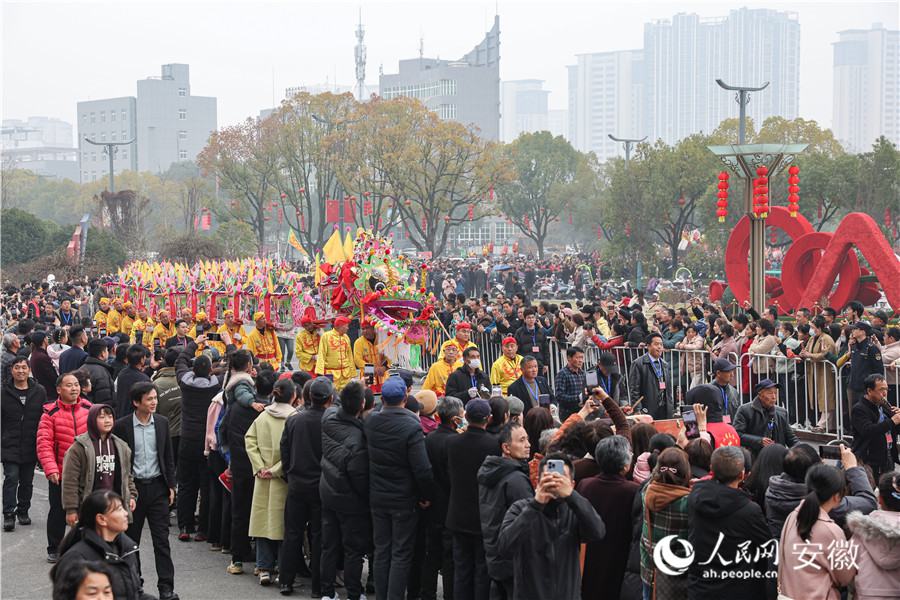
left=844, top=320, right=884, bottom=429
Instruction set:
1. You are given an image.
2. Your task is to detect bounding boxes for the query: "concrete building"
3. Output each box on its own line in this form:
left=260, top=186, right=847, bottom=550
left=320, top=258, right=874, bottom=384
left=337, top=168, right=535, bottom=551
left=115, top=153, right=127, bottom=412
left=832, top=23, right=899, bottom=153
left=380, top=15, right=500, bottom=141
left=1, top=117, right=78, bottom=181
left=76, top=63, right=216, bottom=183
left=548, top=109, right=568, bottom=140
left=500, top=79, right=549, bottom=143
left=566, top=50, right=644, bottom=158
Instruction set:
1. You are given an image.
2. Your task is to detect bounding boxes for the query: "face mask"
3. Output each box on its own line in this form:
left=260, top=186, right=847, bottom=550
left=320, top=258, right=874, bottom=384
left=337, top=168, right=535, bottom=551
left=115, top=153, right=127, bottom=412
left=809, top=327, right=817, bottom=336
left=777, top=331, right=784, bottom=339
left=468, top=358, right=481, bottom=370
left=456, top=416, right=467, bottom=432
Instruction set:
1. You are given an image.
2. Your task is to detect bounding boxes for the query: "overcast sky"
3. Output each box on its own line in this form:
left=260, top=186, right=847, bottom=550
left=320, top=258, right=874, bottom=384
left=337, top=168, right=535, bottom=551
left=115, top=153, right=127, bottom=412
left=2, top=0, right=897, bottom=133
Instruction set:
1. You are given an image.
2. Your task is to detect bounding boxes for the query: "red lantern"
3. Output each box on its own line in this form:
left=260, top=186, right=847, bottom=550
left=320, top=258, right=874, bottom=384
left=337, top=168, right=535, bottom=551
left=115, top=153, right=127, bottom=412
left=886, top=208, right=892, bottom=228
left=280, top=193, right=286, bottom=199
left=364, top=191, right=370, bottom=197
left=678, top=194, right=686, bottom=206
left=468, top=204, right=474, bottom=220
left=301, top=215, right=305, bottom=229
left=786, top=165, right=800, bottom=217
left=489, top=187, right=494, bottom=200
left=299, top=188, right=305, bottom=193
left=422, top=216, right=427, bottom=231
left=788, top=165, right=799, bottom=176
left=771, top=228, right=777, bottom=244
left=230, top=201, right=237, bottom=206
left=754, top=172, right=769, bottom=217
left=596, top=227, right=602, bottom=240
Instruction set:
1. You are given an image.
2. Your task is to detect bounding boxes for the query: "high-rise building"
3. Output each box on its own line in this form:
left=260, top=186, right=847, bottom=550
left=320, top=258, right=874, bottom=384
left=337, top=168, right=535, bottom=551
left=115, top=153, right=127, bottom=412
left=643, top=8, right=799, bottom=145
left=500, top=79, right=549, bottom=142
left=832, top=23, right=899, bottom=153
left=566, top=50, right=644, bottom=158
left=548, top=109, right=568, bottom=139
left=76, top=64, right=217, bottom=183
left=1, top=117, right=78, bottom=181
left=380, top=15, right=500, bottom=141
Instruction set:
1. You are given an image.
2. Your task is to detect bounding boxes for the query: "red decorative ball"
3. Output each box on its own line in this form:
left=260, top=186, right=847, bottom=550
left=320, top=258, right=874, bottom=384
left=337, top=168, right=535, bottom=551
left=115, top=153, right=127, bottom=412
left=788, top=194, right=799, bottom=202
left=788, top=165, right=799, bottom=175
left=788, top=185, right=799, bottom=194
left=788, top=176, right=799, bottom=185
left=280, top=194, right=286, bottom=198
left=756, top=167, right=768, bottom=176
left=717, top=181, right=728, bottom=190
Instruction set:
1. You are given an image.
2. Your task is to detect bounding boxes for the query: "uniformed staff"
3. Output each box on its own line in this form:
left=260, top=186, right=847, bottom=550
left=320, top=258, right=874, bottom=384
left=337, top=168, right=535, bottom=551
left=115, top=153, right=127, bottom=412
left=440, top=322, right=477, bottom=357
left=294, top=316, right=321, bottom=375
left=490, top=336, right=523, bottom=395
left=315, top=316, right=355, bottom=390
left=841, top=320, right=885, bottom=407
left=246, top=311, right=282, bottom=371
left=422, top=343, right=463, bottom=397
left=354, top=322, right=391, bottom=392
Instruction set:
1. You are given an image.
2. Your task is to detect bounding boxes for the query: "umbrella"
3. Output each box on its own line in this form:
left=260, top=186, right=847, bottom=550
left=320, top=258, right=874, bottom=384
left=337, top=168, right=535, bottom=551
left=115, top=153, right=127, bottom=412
left=492, top=264, right=511, bottom=271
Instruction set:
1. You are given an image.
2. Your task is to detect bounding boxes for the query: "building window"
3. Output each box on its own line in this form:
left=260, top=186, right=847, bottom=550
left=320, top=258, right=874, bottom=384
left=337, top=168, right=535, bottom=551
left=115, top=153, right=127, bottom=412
left=90, top=113, right=95, bottom=124
left=111, top=111, right=116, bottom=123
left=122, top=149, right=127, bottom=159
left=121, top=109, right=127, bottom=121
left=179, top=150, right=187, bottom=159
left=100, top=132, right=106, bottom=142
left=122, top=130, right=127, bottom=139
left=100, top=111, right=106, bottom=124
left=82, top=114, right=87, bottom=126
left=178, top=88, right=186, bottom=97
left=179, top=109, right=187, bottom=120
left=91, top=152, right=96, bottom=162
left=111, top=131, right=117, bottom=141
left=178, top=130, right=187, bottom=140
left=83, top=152, right=88, bottom=161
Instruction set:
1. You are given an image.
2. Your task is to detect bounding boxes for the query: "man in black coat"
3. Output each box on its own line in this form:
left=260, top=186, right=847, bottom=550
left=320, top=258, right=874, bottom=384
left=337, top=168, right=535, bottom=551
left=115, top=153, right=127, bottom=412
left=733, top=379, right=799, bottom=458
left=114, top=345, right=156, bottom=418
left=507, top=356, right=554, bottom=416
left=445, top=397, right=501, bottom=600
left=112, top=381, right=179, bottom=600
left=319, top=380, right=370, bottom=600
left=851, top=373, right=900, bottom=481
left=445, top=347, right=492, bottom=403
left=627, top=332, right=672, bottom=420
left=58, top=325, right=88, bottom=375
left=422, top=396, right=463, bottom=600
left=1, top=356, right=46, bottom=530
left=81, top=339, right=115, bottom=406
left=477, top=421, right=533, bottom=599
left=513, top=308, right=550, bottom=375
left=365, top=376, right=434, bottom=600
left=279, top=376, right=331, bottom=595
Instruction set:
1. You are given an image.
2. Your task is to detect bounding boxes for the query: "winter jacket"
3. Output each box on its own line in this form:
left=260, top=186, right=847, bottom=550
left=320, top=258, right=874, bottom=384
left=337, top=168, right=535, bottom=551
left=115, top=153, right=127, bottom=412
left=446, top=426, right=501, bottom=534
left=61, top=432, right=136, bottom=520
left=29, top=346, right=59, bottom=402
left=365, top=405, right=434, bottom=511
left=677, top=334, right=706, bottom=376
left=1, top=377, right=47, bottom=463
left=514, top=324, right=550, bottom=370
left=764, top=466, right=877, bottom=537
left=424, top=424, right=457, bottom=527
left=444, top=365, right=492, bottom=403
left=175, top=342, right=231, bottom=440
left=222, top=372, right=258, bottom=455
left=620, top=478, right=651, bottom=600
left=48, top=343, right=69, bottom=372
left=114, top=365, right=150, bottom=418
left=280, top=404, right=326, bottom=493
left=320, top=405, right=369, bottom=514
left=82, top=356, right=115, bottom=406
left=710, top=336, right=739, bottom=365
left=640, top=482, right=691, bottom=600
left=58, top=344, right=88, bottom=375
left=36, top=398, right=93, bottom=476
left=881, top=340, right=900, bottom=385
left=846, top=509, right=900, bottom=600
left=628, top=353, right=673, bottom=420
left=55, top=529, right=153, bottom=600
left=851, top=396, right=900, bottom=472
left=732, top=397, right=799, bottom=456
left=748, top=334, right=778, bottom=374
left=246, top=403, right=293, bottom=540
left=151, top=366, right=181, bottom=438
left=497, top=492, right=606, bottom=600
left=778, top=505, right=856, bottom=600
left=686, top=480, right=770, bottom=600
left=1, top=348, right=17, bottom=384
left=477, top=456, right=533, bottom=582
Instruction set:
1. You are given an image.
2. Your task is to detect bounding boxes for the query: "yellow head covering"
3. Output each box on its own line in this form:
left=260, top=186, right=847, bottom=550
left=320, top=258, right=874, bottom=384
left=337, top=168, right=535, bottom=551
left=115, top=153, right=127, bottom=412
left=253, top=311, right=266, bottom=322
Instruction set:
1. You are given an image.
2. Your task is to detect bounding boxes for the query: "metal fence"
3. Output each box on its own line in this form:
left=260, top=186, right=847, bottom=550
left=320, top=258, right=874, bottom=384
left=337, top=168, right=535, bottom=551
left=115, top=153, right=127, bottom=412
left=408, top=332, right=900, bottom=441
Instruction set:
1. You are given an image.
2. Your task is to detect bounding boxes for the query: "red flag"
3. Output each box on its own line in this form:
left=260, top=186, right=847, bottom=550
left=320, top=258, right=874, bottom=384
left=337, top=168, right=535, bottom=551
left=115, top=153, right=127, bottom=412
left=326, top=199, right=339, bottom=223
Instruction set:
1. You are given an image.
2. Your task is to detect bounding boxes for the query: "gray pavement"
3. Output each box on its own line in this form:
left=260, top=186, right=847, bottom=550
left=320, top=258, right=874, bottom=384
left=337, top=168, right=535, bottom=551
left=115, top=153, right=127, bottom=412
left=0, top=472, right=327, bottom=599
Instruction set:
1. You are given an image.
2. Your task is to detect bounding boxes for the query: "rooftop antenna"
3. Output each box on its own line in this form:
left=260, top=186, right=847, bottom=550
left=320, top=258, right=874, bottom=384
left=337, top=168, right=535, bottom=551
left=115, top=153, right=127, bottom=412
left=354, top=8, right=367, bottom=101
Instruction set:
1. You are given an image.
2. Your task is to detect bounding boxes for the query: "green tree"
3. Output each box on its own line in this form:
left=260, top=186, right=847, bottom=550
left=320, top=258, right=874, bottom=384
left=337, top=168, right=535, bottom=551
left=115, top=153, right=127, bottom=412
left=157, top=234, right=225, bottom=264
left=212, top=220, right=258, bottom=258
left=1, top=207, right=54, bottom=265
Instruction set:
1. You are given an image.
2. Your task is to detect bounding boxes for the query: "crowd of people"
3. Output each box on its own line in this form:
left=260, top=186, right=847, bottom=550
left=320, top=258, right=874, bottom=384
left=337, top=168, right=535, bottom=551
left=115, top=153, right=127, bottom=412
left=1, top=272, right=900, bottom=600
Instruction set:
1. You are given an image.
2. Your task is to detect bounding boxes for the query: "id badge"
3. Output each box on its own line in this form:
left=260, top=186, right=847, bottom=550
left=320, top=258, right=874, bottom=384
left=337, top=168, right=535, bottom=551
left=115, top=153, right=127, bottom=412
left=659, top=381, right=666, bottom=390
left=532, top=346, right=540, bottom=353
left=887, top=431, right=894, bottom=446
left=724, top=415, right=732, bottom=424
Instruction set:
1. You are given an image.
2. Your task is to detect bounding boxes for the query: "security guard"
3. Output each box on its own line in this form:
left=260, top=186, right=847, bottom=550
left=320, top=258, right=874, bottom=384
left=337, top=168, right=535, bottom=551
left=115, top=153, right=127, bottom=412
left=843, top=320, right=885, bottom=407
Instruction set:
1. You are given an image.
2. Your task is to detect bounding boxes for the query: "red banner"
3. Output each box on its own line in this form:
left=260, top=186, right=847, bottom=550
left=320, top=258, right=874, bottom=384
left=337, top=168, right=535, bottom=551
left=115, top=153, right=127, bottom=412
left=326, top=199, right=339, bottom=223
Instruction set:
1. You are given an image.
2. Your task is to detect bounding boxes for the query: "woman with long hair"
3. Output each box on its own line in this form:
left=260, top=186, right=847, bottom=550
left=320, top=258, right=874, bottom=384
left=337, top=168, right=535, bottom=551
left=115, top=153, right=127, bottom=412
left=741, top=443, right=788, bottom=510
left=51, top=490, right=152, bottom=600
left=778, top=464, right=857, bottom=599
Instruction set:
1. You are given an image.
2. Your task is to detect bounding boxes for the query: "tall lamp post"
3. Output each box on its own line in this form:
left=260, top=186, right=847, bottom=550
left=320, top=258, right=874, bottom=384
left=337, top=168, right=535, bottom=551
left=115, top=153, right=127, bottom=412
left=84, top=137, right=134, bottom=193
left=609, top=134, right=647, bottom=287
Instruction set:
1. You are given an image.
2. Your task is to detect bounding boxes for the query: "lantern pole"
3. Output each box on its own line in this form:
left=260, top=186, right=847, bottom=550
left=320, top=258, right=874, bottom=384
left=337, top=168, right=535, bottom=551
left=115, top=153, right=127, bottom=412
left=609, top=134, right=647, bottom=289
left=84, top=137, right=135, bottom=193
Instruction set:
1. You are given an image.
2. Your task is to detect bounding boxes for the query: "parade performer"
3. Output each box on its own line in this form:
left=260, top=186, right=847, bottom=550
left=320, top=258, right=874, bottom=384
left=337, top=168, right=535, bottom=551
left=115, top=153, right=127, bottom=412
left=441, top=322, right=477, bottom=357
left=94, top=298, right=111, bottom=334
left=490, top=337, right=523, bottom=395
left=119, top=302, right=137, bottom=338
left=106, top=298, right=124, bottom=334
left=131, top=308, right=154, bottom=346
left=294, top=316, right=321, bottom=375
left=246, top=312, right=282, bottom=371
left=215, top=310, right=245, bottom=353
left=354, top=321, right=391, bottom=393
left=315, top=316, right=355, bottom=390
left=423, top=343, right=462, bottom=397
left=151, top=310, right=176, bottom=347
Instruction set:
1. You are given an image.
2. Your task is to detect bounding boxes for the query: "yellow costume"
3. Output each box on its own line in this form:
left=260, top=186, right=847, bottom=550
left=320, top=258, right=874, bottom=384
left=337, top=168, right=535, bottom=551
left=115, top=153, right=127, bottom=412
left=353, top=336, right=392, bottom=389
left=423, top=358, right=463, bottom=397
left=440, top=338, right=477, bottom=358
left=151, top=321, right=177, bottom=347
left=214, top=323, right=246, bottom=354
left=131, top=317, right=154, bottom=346
left=247, top=327, right=282, bottom=371
left=315, top=329, right=355, bottom=390
left=490, top=355, right=523, bottom=395
left=120, top=314, right=135, bottom=337
left=93, top=309, right=109, bottom=333
left=294, top=328, right=321, bottom=373
left=106, top=309, right=122, bottom=334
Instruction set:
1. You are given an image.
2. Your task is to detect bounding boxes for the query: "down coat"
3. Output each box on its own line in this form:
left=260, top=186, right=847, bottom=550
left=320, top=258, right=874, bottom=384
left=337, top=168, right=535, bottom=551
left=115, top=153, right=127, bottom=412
left=320, top=405, right=369, bottom=514
left=846, top=509, right=900, bottom=600
left=1, top=377, right=46, bottom=464
left=36, top=398, right=92, bottom=476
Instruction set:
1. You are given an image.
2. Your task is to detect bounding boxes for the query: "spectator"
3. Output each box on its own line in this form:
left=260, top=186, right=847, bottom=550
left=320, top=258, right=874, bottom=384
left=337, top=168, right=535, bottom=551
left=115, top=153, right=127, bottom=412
left=48, top=328, right=71, bottom=375
left=799, top=316, right=837, bottom=432
left=846, top=472, right=900, bottom=600
left=416, top=390, right=440, bottom=435
left=1, top=333, right=21, bottom=384
left=114, top=345, right=153, bottom=418
left=497, top=452, right=606, bottom=600
left=58, top=326, right=88, bottom=375
left=554, top=346, right=587, bottom=420
left=2, top=356, right=46, bottom=531
left=507, top=396, right=524, bottom=424
left=245, top=379, right=295, bottom=587
left=152, top=351, right=181, bottom=483
left=733, top=379, right=799, bottom=457
left=709, top=322, right=738, bottom=365
left=29, top=331, right=59, bottom=402
left=50, top=558, right=115, bottom=600
left=778, top=465, right=857, bottom=599
left=851, top=374, right=900, bottom=482
left=629, top=333, right=673, bottom=420
left=81, top=339, right=115, bottom=406
left=445, top=347, right=492, bottom=403
left=882, top=327, right=900, bottom=400
left=514, top=308, right=550, bottom=375
left=37, top=372, right=92, bottom=563
left=706, top=358, right=740, bottom=423
left=507, top=356, right=554, bottom=416
left=740, top=443, right=787, bottom=511
left=477, top=421, right=533, bottom=599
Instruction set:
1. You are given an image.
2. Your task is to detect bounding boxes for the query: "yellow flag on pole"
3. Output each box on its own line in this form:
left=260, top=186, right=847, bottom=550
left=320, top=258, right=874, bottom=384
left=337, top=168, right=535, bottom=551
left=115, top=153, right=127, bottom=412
left=288, top=230, right=309, bottom=258
left=343, top=230, right=354, bottom=262
left=322, top=229, right=345, bottom=265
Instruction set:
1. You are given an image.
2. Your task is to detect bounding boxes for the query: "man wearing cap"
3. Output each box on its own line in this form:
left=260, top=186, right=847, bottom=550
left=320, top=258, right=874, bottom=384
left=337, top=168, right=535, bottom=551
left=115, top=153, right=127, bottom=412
left=151, top=310, right=176, bottom=348
left=354, top=322, right=391, bottom=393
left=215, top=310, right=245, bottom=353
left=490, top=338, right=522, bottom=396
left=446, top=397, right=500, bottom=599
left=294, top=316, right=320, bottom=375
left=316, top=317, right=355, bottom=391
left=707, top=358, right=742, bottom=424
left=93, top=297, right=111, bottom=335
left=445, top=347, right=492, bottom=403
left=247, top=311, right=282, bottom=371
left=119, top=302, right=137, bottom=337
left=842, top=321, right=885, bottom=412
left=365, top=376, right=434, bottom=600
left=441, top=322, right=477, bottom=358
left=591, top=352, right=628, bottom=408
left=733, top=379, right=798, bottom=457
left=106, top=298, right=124, bottom=334
left=280, top=376, right=333, bottom=596
left=423, top=343, right=463, bottom=397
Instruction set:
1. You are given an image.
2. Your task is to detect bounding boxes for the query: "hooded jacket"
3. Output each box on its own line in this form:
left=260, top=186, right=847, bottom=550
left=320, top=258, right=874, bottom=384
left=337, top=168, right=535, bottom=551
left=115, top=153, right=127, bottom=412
left=81, top=355, right=114, bottom=406
left=686, top=479, right=770, bottom=600
left=1, top=377, right=46, bottom=463
left=846, top=509, right=900, bottom=600
left=764, top=466, right=877, bottom=538
left=477, top=456, right=533, bottom=581
left=55, top=529, right=153, bottom=600
left=320, top=405, right=369, bottom=514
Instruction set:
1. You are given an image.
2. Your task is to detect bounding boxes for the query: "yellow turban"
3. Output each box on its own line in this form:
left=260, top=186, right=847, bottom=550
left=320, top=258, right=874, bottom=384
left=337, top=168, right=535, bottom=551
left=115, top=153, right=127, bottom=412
left=100, top=297, right=110, bottom=304
left=223, top=310, right=234, bottom=317
left=195, top=311, right=207, bottom=320
left=253, top=311, right=266, bottom=322
left=123, top=301, right=134, bottom=308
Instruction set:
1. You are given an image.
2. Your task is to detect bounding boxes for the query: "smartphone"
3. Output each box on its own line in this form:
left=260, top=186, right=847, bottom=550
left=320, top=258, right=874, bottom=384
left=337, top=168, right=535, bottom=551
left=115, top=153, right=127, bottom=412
left=538, top=394, right=551, bottom=408
left=585, top=370, right=598, bottom=395
left=99, top=328, right=107, bottom=337
left=364, top=363, right=375, bottom=386
left=819, top=445, right=844, bottom=460
left=206, top=332, right=222, bottom=342
left=152, top=338, right=162, bottom=361
left=682, top=410, right=700, bottom=439
left=133, top=330, right=143, bottom=345
left=546, top=459, right=566, bottom=477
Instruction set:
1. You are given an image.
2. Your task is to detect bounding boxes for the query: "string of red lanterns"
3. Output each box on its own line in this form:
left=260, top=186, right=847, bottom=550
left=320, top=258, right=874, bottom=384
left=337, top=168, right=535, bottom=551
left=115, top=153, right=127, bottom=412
left=716, top=172, right=729, bottom=222
left=787, top=165, right=800, bottom=217
left=753, top=166, right=769, bottom=217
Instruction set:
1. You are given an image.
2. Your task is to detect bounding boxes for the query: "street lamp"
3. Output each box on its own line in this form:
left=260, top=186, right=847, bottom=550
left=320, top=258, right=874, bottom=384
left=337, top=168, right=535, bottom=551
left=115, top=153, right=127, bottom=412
left=84, top=137, right=135, bottom=193
left=608, top=134, right=647, bottom=169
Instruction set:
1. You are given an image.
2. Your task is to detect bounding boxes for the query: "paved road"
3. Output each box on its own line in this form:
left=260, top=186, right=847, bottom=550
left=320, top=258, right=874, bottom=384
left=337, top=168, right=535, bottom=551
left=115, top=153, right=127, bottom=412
left=0, top=473, right=326, bottom=599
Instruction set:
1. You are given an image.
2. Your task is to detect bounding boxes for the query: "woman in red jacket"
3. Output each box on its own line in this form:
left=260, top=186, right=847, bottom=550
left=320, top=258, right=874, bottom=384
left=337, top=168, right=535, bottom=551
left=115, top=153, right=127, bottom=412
left=36, top=372, right=92, bottom=564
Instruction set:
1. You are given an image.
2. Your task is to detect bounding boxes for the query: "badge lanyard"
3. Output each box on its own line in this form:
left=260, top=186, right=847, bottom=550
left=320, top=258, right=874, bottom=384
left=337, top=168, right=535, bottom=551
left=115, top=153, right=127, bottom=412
left=525, top=379, right=539, bottom=402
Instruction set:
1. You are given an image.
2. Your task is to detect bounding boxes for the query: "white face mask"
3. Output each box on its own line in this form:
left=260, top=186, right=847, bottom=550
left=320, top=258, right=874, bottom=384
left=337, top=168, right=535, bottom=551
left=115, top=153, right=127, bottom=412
left=809, top=327, right=817, bottom=336
left=468, top=358, right=481, bottom=370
